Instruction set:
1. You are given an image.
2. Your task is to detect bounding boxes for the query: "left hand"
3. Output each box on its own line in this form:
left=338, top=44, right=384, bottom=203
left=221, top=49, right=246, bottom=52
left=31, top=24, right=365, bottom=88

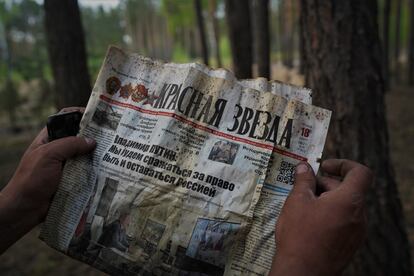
left=0, top=107, right=96, bottom=253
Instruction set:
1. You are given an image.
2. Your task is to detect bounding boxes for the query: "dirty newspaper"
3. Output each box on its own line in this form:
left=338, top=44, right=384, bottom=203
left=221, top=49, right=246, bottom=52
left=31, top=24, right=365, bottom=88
left=40, top=47, right=331, bottom=276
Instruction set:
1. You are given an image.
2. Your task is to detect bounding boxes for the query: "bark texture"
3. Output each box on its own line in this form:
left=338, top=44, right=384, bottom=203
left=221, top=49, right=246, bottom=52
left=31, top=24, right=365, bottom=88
left=409, top=0, right=414, bottom=85
left=252, top=0, right=270, bottom=79
left=225, top=0, right=252, bottom=78
left=44, top=0, right=91, bottom=108
left=279, top=0, right=294, bottom=68
left=383, top=0, right=391, bottom=89
left=194, top=0, right=209, bottom=65
left=208, top=0, right=222, bottom=67
left=394, top=0, right=402, bottom=82
left=300, top=0, right=412, bottom=275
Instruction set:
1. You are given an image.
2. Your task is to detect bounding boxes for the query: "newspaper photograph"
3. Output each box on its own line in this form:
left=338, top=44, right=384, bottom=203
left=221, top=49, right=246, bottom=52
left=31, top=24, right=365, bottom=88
left=40, top=46, right=331, bottom=276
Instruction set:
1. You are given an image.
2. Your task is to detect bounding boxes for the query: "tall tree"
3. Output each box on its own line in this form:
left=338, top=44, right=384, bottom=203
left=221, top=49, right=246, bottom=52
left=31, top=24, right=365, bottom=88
left=161, top=1, right=197, bottom=60
left=124, top=0, right=150, bottom=55
left=225, top=0, right=252, bottom=78
left=278, top=0, right=294, bottom=68
left=394, top=0, right=402, bottom=82
left=300, top=0, right=412, bottom=275
left=298, top=0, right=306, bottom=74
left=208, top=0, right=222, bottom=67
left=0, top=14, right=19, bottom=130
left=409, top=0, right=414, bottom=85
left=194, top=0, right=209, bottom=65
left=44, top=0, right=91, bottom=108
left=252, top=0, right=270, bottom=79
left=278, top=0, right=287, bottom=67
left=383, top=0, right=391, bottom=89
left=1, top=1, right=48, bottom=81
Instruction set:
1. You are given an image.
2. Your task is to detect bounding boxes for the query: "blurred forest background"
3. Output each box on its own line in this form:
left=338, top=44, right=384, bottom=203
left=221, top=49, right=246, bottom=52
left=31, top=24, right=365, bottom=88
left=0, top=0, right=414, bottom=275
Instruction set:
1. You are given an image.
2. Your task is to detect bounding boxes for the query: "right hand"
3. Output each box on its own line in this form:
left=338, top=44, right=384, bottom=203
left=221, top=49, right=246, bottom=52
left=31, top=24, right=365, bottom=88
left=270, top=159, right=373, bottom=276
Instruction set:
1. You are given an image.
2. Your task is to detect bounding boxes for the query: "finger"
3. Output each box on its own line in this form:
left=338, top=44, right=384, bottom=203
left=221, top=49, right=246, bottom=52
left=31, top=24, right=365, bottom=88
left=290, top=162, right=317, bottom=199
left=41, top=136, right=96, bottom=161
left=321, top=159, right=361, bottom=178
left=58, top=107, right=86, bottom=114
left=340, top=165, right=373, bottom=196
left=27, top=108, right=86, bottom=152
left=317, top=175, right=341, bottom=192
left=27, top=127, right=49, bottom=152
left=323, top=159, right=373, bottom=196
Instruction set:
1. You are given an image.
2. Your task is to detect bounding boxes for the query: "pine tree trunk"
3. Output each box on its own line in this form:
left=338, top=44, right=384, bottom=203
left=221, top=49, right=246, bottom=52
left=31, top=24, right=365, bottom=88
left=286, top=0, right=295, bottom=69
left=278, top=0, right=287, bottom=67
left=145, top=18, right=154, bottom=57
left=298, top=2, right=306, bottom=74
left=300, top=0, right=412, bottom=275
left=189, top=28, right=198, bottom=59
left=252, top=0, right=270, bottom=79
left=44, top=0, right=91, bottom=108
left=225, top=0, right=252, bottom=78
left=409, top=0, right=414, bottom=85
left=194, top=0, right=209, bottom=65
left=208, top=0, right=222, bottom=68
left=279, top=0, right=294, bottom=68
left=394, top=0, right=402, bottom=82
left=383, top=0, right=391, bottom=89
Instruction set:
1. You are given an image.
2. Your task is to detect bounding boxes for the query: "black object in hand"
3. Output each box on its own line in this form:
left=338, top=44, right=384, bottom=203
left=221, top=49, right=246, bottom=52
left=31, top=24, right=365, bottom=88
left=47, top=111, right=82, bottom=141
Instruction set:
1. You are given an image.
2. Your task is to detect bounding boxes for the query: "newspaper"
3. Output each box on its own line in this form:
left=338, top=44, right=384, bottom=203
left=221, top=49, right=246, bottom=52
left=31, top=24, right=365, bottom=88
left=40, top=46, right=330, bottom=276
left=176, top=64, right=312, bottom=104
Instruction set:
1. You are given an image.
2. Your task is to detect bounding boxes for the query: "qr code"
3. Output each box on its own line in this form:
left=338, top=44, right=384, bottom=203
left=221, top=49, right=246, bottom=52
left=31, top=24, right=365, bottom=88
left=276, top=161, right=295, bottom=185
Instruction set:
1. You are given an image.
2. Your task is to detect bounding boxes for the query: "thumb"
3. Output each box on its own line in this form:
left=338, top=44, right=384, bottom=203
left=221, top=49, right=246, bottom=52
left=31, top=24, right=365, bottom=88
left=44, top=136, right=96, bottom=161
left=290, top=162, right=317, bottom=199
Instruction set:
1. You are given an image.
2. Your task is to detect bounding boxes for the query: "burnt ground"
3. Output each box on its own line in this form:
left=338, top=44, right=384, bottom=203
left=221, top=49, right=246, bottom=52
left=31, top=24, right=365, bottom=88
left=0, top=85, right=413, bottom=275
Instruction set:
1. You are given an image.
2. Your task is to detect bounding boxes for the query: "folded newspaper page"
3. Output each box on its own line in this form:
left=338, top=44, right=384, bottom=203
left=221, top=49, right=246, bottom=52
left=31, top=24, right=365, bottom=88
left=177, top=64, right=312, bottom=105
left=40, top=46, right=330, bottom=276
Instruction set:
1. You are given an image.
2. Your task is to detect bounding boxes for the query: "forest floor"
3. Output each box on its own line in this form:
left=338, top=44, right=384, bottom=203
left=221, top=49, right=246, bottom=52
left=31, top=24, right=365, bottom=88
left=0, top=80, right=413, bottom=275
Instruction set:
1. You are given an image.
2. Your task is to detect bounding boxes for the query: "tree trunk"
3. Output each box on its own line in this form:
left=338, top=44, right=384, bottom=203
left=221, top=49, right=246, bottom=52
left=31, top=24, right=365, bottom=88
left=383, top=0, right=391, bottom=89
left=0, top=17, right=19, bottom=130
left=278, top=0, right=287, bottom=67
left=0, top=19, right=12, bottom=80
left=292, top=0, right=300, bottom=70
left=394, top=0, right=402, bottom=82
left=300, top=0, right=412, bottom=275
left=298, top=0, right=306, bottom=74
left=279, top=0, right=294, bottom=68
left=208, top=0, right=222, bottom=68
left=194, top=0, right=209, bottom=65
left=409, top=0, right=414, bottom=85
left=252, top=0, right=270, bottom=79
left=225, top=0, right=252, bottom=78
left=188, top=28, right=197, bottom=59
left=44, top=0, right=91, bottom=108
left=146, top=13, right=156, bottom=57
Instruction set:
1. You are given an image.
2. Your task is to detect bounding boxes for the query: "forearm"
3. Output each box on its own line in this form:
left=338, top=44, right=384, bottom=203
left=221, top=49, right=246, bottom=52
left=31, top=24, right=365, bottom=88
left=0, top=182, right=44, bottom=254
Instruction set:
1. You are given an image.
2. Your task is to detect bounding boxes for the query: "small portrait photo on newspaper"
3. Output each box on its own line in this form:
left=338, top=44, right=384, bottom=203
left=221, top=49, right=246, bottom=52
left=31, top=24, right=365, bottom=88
left=208, top=139, right=239, bottom=165
left=92, top=101, right=122, bottom=131
left=140, top=218, right=166, bottom=255
left=186, top=218, right=241, bottom=269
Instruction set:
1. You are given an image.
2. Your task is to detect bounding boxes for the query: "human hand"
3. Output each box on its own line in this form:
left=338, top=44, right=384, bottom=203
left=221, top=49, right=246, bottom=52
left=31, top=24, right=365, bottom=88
left=269, top=159, right=373, bottom=276
left=0, top=107, right=95, bottom=253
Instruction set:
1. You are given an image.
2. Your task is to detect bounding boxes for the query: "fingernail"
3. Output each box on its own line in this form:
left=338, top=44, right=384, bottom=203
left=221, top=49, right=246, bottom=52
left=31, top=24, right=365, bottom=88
left=84, top=137, right=95, bottom=145
left=296, top=163, right=309, bottom=174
